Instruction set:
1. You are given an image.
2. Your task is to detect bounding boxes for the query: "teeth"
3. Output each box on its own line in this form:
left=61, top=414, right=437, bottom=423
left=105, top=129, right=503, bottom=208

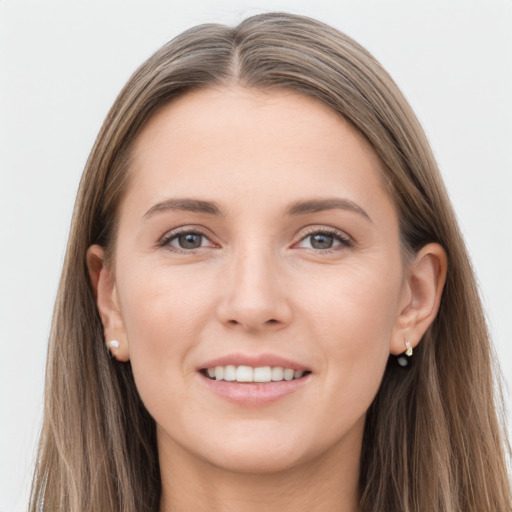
left=224, top=365, right=236, bottom=381
left=283, top=368, right=294, bottom=381
left=236, top=365, right=253, bottom=382
left=271, top=367, right=284, bottom=381
left=204, top=365, right=307, bottom=382
left=253, top=366, right=271, bottom=382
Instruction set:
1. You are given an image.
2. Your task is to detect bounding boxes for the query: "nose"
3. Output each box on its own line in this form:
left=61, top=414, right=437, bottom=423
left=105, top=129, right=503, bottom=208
left=215, top=245, right=293, bottom=333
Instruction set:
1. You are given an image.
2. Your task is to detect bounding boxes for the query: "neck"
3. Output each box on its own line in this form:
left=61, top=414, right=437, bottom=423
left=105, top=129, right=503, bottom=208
left=157, top=427, right=363, bottom=512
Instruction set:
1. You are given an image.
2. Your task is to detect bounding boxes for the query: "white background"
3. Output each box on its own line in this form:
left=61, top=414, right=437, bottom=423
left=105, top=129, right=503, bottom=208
left=1, top=1, right=511, bottom=510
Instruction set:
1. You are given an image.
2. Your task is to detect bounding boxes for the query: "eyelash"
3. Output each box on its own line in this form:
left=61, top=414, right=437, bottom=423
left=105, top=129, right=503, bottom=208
left=297, top=227, right=353, bottom=253
left=159, top=227, right=215, bottom=253
left=159, top=227, right=353, bottom=254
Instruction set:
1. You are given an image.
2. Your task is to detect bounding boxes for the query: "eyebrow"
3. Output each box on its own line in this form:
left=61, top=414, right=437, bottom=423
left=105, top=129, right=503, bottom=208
left=144, top=198, right=225, bottom=219
left=284, top=198, right=372, bottom=222
left=143, top=196, right=372, bottom=222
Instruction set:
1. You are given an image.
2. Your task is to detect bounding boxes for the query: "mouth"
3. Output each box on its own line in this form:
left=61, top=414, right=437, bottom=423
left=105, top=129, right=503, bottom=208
left=200, top=365, right=312, bottom=383
left=197, top=354, right=313, bottom=406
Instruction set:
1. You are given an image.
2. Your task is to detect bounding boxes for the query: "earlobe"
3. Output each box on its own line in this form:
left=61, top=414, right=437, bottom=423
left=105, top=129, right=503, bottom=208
left=86, top=245, right=130, bottom=362
left=390, top=243, right=448, bottom=355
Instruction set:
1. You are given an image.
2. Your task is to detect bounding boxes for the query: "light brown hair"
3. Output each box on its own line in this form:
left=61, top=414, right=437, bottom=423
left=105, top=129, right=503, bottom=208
left=30, top=12, right=511, bottom=512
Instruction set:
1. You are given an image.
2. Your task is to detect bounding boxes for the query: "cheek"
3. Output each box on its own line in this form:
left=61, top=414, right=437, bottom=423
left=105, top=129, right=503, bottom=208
left=300, top=260, right=402, bottom=421
left=304, top=258, right=402, bottom=351
left=116, top=266, right=215, bottom=404
left=119, top=261, right=214, bottom=335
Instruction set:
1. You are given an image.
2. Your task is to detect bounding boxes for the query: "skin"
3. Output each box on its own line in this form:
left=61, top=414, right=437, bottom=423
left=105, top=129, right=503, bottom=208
left=88, top=87, right=447, bottom=512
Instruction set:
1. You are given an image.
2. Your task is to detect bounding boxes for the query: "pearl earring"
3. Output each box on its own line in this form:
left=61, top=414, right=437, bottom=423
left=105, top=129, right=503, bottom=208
left=396, top=339, right=413, bottom=367
left=108, top=340, right=120, bottom=349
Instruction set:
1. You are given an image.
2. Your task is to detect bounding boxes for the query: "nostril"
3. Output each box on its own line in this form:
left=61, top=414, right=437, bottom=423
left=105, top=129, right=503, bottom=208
left=227, top=319, right=277, bottom=324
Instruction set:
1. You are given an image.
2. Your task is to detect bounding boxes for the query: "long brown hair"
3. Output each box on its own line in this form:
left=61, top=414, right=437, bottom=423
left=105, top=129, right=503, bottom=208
left=30, top=12, right=511, bottom=512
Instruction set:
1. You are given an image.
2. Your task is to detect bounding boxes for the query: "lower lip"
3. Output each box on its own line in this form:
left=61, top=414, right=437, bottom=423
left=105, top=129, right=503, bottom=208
left=198, top=373, right=312, bottom=407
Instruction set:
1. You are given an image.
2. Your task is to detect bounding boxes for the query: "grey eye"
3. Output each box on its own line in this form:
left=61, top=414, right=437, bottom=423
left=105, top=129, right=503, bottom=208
left=309, top=233, right=335, bottom=249
left=174, top=233, right=204, bottom=249
left=296, top=230, right=349, bottom=251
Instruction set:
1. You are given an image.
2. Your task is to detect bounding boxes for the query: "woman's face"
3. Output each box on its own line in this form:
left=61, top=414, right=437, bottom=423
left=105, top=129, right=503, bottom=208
left=107, top=87, right=410, bottom=473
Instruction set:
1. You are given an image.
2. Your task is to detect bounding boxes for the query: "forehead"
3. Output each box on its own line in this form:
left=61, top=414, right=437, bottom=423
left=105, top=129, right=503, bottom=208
left=124, top=86, right=394, bottom=220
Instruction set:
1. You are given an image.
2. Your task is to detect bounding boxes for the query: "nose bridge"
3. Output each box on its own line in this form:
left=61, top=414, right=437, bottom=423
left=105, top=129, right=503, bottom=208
left=217, top=237, right=291, bottom=331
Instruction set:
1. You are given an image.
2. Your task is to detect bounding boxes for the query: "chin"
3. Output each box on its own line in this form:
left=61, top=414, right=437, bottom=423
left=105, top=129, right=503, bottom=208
left=160, top=420, right=318, bottom=475
left=203, top=440, right=311, bottom=475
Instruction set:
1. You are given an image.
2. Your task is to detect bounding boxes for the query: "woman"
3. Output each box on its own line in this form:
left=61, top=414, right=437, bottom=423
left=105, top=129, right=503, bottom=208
left=29, top=12, right=511, bottom=512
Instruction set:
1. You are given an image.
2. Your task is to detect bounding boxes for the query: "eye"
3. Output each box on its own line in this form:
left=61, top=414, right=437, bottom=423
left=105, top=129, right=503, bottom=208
left=161, top=230, right=214, bottom=251
left=296, top=229, right=352, bottom=251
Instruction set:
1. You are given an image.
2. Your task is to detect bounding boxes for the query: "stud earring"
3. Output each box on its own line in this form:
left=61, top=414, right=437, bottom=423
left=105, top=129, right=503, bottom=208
left=108, top=340, right=120, bottom=349
left=396, top=339, right=413, bottom=367
left=107, top=340, right=121, bottom=361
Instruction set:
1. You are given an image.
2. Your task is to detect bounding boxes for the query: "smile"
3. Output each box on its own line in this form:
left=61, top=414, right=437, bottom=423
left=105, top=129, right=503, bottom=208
left=202, top=365, right=309, bottom=383
left=198, top=356, right=313, bottom=406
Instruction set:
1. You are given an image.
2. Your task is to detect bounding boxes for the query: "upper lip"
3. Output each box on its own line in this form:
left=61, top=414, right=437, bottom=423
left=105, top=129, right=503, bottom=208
left=198, top=353, right=311, bottom=372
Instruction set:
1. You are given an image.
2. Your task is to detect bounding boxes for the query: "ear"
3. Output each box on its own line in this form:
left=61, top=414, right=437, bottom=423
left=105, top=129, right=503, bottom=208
left=87, top=245, right=130, bottom=362
left=390, top=243, right=448, bottom=355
